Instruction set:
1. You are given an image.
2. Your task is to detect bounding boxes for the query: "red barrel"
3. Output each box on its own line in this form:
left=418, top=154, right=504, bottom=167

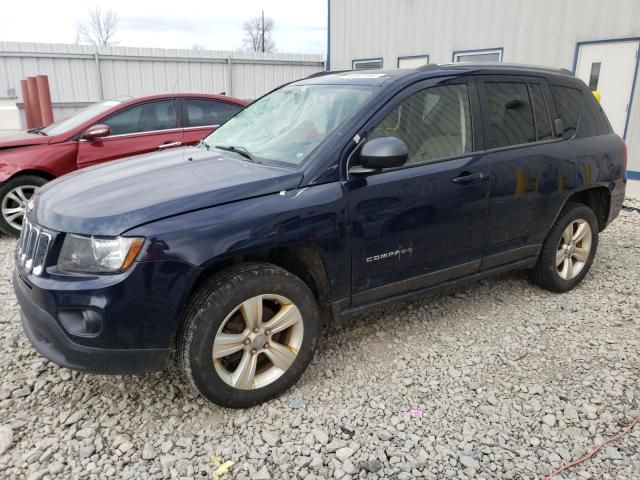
left=26, top=77, right=43, bottom=128
left=20, top=79, right=34, bottom=129
left=36, top=75, right=54, bottom=126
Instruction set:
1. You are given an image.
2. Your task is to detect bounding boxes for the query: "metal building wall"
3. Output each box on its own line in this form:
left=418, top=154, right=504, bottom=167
left=329, top=0, right=640, bottom=171
left=0, top=42, right=324, bottom=124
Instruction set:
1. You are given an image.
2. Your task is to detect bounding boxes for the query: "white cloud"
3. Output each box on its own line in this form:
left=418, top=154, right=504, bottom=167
left=0, top=0, right=327, bottom=53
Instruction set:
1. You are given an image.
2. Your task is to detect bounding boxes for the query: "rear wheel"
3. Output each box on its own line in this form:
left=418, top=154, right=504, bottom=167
left=178, top=262, right=320, bottom=408
left=0, top=175, right=48, bottom=237
left=530, top=203, right=599, bottom=292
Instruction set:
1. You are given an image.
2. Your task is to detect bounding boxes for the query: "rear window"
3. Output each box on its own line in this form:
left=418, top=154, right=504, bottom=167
left=550, top=85, right=582, bottom=139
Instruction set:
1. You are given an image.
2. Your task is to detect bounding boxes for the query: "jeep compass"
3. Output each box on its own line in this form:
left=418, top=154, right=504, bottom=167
left=14, top=64, right=626, bottom=407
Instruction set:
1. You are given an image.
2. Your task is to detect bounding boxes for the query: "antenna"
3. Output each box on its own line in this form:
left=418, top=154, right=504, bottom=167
left=172, top=54, right=189, bottom=93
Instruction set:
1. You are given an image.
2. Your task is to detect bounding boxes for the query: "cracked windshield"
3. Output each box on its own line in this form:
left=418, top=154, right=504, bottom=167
left=205, top=84, right=374, bottom=165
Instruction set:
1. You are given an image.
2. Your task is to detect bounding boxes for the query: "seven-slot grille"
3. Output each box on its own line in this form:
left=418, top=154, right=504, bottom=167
left=17, top=218, right=52, bottom=276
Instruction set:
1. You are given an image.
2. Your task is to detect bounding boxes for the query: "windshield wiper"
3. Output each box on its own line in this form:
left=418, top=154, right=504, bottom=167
left=28, top=128, right=47, bottom=136
left=215, top=145, right=257, bottom=162
left=200, top=139, right=211, bottom=150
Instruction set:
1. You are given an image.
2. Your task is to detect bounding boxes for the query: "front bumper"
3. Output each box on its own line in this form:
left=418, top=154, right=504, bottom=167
left=14, top=269, right=169, bottom=374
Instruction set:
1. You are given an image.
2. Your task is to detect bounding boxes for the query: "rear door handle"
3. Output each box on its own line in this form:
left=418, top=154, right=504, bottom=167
left=158, top=141, right=182, bottom=150
left=452, top=171, right=487, bottom=185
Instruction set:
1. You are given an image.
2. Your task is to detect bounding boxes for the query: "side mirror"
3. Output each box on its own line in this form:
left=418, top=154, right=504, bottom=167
left=553, top=118, right=564, bottom=138
left=83, top=124, right=111, bottom=140
left=351, top=136, right=408, bottom=175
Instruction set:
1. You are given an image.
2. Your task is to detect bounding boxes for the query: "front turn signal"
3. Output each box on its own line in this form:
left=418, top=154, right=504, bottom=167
left=121, top=238, right=145, bottom=271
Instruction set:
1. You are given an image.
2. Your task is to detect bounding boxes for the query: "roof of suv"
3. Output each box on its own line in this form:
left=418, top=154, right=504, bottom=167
left=300, top=62, right=575, bottom=87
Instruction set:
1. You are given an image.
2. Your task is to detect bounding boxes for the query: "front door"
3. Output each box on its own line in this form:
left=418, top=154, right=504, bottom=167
left=575, top=40, right=639, bottom=137
left=77, top=98, right=183, bottom=168
left=345, top=79, right=491, bottom=306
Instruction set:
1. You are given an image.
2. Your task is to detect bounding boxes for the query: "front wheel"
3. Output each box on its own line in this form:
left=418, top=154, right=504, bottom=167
left=0, top=175, right=48, bottom=237
left=530, top=203, right=599, bottom=292
left=178, top=262, right=320, bottom=408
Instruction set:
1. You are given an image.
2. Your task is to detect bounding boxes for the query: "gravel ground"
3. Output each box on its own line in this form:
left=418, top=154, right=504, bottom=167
left=0, top=205, right=639, bottom=480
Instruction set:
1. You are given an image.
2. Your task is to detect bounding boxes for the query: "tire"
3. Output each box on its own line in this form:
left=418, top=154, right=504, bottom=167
left=178, top=262, right=321, bottom=408
left=530, top=203, right=599, bottom=293
left=0, top=175, right=48, bottom=237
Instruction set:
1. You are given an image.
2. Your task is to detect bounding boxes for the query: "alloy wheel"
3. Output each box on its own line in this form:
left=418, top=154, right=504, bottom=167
left=212, top=294, right=304, bottom=390
left=556, top=219, right=592, bottom=280
left=1, top=185, right=38, bottom=231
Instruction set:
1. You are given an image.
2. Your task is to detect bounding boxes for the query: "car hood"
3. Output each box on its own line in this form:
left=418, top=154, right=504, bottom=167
left=33, top=146, right=304, bottom=235
left=0, top=130, right=51, bottom=148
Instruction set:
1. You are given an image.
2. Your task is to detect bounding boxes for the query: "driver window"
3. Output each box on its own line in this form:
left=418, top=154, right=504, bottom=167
left=370, top=84, right=473, bottom=164
left=103, top=100, right=178, bottom=135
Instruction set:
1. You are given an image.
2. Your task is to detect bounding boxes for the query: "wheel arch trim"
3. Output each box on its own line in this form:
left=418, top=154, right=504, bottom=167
left=183, top=244, right=335, bottom=330
left=552, top=185, right=612, bottom=232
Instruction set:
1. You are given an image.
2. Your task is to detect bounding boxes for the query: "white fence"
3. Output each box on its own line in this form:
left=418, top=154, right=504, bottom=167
left=0, top=42, right=325, bottom=126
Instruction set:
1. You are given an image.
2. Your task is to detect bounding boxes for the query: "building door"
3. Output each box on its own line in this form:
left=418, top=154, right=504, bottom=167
left=575, top=40, right=639, bottom=137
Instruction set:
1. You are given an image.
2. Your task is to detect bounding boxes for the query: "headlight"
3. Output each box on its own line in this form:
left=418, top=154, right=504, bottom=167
left=57, top=234, right=145, bottom=273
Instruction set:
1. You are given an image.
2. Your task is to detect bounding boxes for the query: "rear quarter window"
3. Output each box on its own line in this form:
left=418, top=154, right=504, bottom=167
left=550, top=85, right=582, bottom=139
left=550, top=84, right=612, bottom=138
left=579, top=92, right=613, bottom=137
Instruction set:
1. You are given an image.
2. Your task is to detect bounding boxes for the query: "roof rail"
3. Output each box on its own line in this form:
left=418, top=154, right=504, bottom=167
left=437, top=62, right=574, bottom=76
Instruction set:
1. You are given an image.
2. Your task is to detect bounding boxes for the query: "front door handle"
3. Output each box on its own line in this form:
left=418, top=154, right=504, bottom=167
left=452, top=171, right=487, bottom=185
left=158, top=141, right=182, bottom=150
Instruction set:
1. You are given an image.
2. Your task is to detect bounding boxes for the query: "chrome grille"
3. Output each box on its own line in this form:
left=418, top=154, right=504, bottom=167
left=17, top=218, right=52, bottom=276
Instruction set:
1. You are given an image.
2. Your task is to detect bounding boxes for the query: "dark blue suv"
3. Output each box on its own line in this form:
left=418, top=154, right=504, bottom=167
left=14, top=64, right=626, bottom=407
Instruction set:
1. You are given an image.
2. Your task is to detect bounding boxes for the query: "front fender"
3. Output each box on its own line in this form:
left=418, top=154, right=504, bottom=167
left=126, top=182, right=350, bottom=302
left=0, top=142, right=77, bottom=182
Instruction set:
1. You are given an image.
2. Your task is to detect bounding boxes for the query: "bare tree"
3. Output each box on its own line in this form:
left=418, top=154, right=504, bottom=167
left=243, top=11, right=275, bottom=53
left=75, top=7, right=119, bottom=46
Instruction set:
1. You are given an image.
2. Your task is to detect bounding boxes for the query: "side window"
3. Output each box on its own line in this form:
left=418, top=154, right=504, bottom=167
left=369, top=84, right=473, bottom=164
left=484, top=82, right=535, bottom=148
left=550, top=85, right=582, bottom=139
left=184, top=99, right=242, bottom=127
left=529, top=84, right=553, bottom=141
left=103, top=100, right=178, bottom=135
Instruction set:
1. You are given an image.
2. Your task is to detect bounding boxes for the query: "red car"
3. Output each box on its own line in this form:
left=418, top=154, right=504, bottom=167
left=0, top=93, right=247, bottom=236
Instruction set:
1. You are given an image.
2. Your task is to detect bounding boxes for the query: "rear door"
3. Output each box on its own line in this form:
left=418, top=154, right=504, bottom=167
left=181, top=98, right=243, bottom=146
left=346, top=78, right=492, bottom=306
left=76, top=98, right=183, bottom=168
left=476, top=76, right=576, bottom=268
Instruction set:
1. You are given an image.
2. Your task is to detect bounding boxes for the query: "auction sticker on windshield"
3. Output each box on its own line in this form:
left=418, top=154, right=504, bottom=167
left=338, top=73, right=387, bottom=79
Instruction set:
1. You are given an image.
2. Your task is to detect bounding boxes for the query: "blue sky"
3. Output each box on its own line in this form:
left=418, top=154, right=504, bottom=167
left=1, top=0, right=328, bottom=54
